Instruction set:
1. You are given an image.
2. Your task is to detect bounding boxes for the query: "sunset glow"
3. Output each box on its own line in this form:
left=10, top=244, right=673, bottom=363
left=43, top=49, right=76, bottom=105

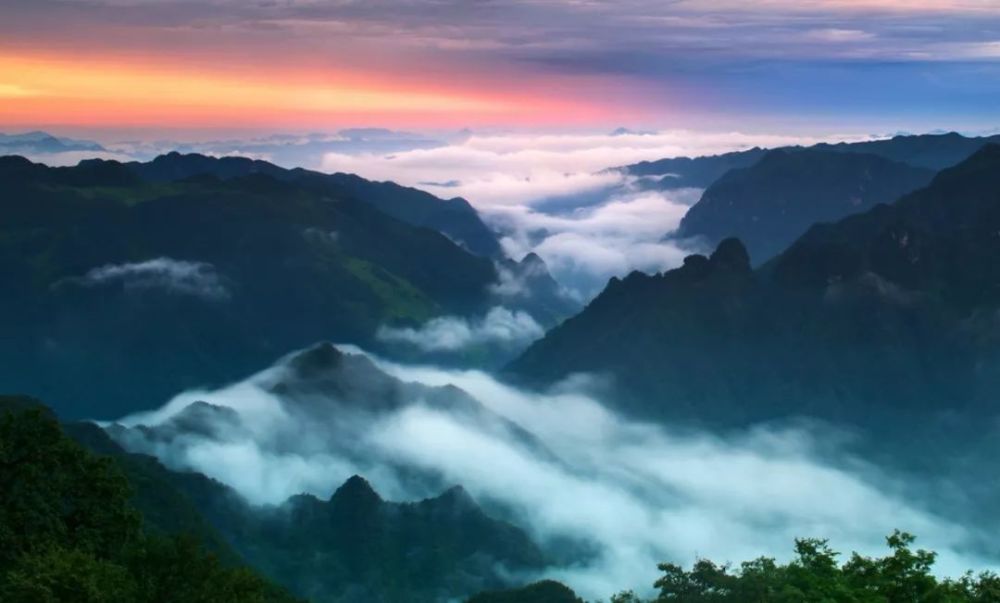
left=2, top=0, right=999, bottom=132
left=0, top=53, right=616, bottom=129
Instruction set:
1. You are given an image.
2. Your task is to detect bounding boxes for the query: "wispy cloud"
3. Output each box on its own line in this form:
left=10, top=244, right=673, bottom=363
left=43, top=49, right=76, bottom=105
left=377, top=307, right=545, bottom=352
left=64, top=257, right=230, bottom=300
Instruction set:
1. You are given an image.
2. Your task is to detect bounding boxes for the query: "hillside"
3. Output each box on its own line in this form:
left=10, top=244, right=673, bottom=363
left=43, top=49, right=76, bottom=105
left=0, top=396, right=302, bottom=603
left=127, top=152, right=503, bottom=258
left=813, top=131, right=1000, bottom=171
left=508, top=146, right=1000, bottom=443
left=0, top=155, right=499, bottom=418
left=677, top=149, right=935, bottom=263
left=623, top=132, right=1000, bottom=191
left=626, top=147, right=767, bottom=189
left=3, top=395, right=543, bottom=603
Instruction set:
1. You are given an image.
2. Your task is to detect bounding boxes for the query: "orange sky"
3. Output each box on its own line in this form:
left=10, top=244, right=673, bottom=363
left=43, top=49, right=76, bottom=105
left=0, top=52, right=623, bottom=130
left=2, top=0, right=997, bottom=133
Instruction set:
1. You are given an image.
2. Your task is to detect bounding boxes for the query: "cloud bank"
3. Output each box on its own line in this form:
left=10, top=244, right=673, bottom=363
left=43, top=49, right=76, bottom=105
left=111, top=345, right=996, bottom=599
left=320, top=129, right=840, bottom=206
left=322, top=129, right=851, bottom=298
left=377, top=306, right=545, bottom=352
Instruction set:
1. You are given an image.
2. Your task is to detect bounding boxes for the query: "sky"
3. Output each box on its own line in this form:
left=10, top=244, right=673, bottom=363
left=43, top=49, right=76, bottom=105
left=3, top=0, right=1000, bottom=134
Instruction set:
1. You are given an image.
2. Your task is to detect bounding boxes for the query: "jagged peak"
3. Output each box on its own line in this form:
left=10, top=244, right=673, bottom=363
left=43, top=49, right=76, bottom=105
left=330, top=474, right=383, bottom=507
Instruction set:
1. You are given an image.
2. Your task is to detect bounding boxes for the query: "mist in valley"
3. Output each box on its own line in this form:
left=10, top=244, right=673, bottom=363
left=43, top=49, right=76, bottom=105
left=107, top=342, right=1000, bottom=600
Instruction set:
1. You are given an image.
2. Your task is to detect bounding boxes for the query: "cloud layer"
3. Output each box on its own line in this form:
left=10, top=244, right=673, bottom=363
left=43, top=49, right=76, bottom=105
left=111, top=345, right=997, bottom=599
left=320, top=130, right=843, bottom=206
left=322, top=129, right=852, bottom=298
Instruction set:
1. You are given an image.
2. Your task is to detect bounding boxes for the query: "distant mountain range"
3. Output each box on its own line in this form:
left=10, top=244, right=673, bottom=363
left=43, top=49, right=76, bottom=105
left=625, top=132, right=1000, bottom=188
left=127, top=152, right=503, bottom=258
left=0, top=153, right=570, bottom=419
left=677, top=149, right=935, bottom=263
left=509, top=145, right=1000, bottom=454
left=810, top=131, right=1000, bottom=170
left=121, top=128, right=450, bottom=169
left=0, top=131, right=107, bottom=154
left=626, top=131, right=1000, bottom=264
left=627, top=147, right=768, bottom=189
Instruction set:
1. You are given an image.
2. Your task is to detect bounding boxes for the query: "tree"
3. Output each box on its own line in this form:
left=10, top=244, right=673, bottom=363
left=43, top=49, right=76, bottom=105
left=0, top=401, right=300, bottom=603
left=0, top=405, right=140, bottom=570
left=649, top=531, right=996, bottom=603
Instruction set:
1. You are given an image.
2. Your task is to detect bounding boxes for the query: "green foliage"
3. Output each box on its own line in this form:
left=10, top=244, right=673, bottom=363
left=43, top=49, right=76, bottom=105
left=126, top=535, right=296, bottom=603
left=0, top=405, right=141, bottom=569
left=640, top=531, right=1000, bottom=603
left=610, top=591, right=645, bottom=603
left=1, top=547, right=137, bottom=603
left=344, top=256, right=437, bottom=322
left=0, top=401, right=300, bottom=602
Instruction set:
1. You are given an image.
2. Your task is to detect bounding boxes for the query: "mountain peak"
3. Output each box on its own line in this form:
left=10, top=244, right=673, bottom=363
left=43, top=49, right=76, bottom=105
left=330, top=475, right=383, bottom=508
left=0, top=155, right=35, bottom=171
left=285, top=343, right=345, bottom=377
left=709, top=238, right=751, bottom=273
left=432, top=485, right=478, bottom=512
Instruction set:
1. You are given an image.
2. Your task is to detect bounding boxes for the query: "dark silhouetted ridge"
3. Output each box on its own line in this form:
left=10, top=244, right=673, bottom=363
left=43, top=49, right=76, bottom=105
left=330, top=474, right=383, bottom=508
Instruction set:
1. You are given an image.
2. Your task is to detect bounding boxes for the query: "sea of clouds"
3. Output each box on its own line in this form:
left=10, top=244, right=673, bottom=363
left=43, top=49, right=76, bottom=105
left=111, top=344, right=996, bottom=600
left=318, top=129, right=866, bottom=298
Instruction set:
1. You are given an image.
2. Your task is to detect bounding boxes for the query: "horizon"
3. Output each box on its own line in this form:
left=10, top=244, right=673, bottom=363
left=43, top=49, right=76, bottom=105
left=4, top=1, right=1000, bottom=135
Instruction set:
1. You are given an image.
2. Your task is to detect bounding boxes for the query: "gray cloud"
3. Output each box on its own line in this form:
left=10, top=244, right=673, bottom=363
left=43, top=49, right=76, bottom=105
left=69, top=257, right=230, bottom=300
left=10, top=0, right=1000, bottom=68
left=110, top=344, right=999, bottom=600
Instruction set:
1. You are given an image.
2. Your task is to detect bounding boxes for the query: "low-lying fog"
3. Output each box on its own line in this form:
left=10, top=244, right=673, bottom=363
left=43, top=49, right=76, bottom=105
left=111, top=344, right=997, bottom=599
